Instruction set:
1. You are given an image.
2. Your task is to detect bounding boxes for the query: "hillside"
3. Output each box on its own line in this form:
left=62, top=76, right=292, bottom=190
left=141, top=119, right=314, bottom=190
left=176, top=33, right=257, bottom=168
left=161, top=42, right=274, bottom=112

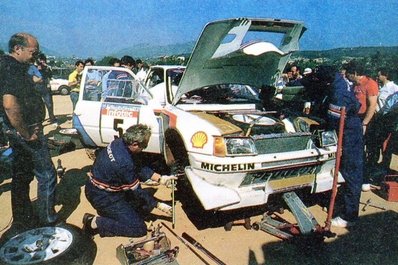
left=294, top=46, right=398, bottom=60
left=113, top=41, right=196, bottom=59
left=1, top=40, right=397, bottom=62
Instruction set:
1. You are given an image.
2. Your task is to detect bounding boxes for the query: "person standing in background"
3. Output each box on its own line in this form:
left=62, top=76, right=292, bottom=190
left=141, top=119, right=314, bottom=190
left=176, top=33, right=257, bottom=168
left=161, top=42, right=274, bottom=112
left=68, top=60, right=84, bottom=111
left=344, top=61, right=378, bottom=192
left=364, top=69, right=398, bottom=179
left=36, top=53, right=57, bottom=126
left=377, top=68, right=398, bottom=111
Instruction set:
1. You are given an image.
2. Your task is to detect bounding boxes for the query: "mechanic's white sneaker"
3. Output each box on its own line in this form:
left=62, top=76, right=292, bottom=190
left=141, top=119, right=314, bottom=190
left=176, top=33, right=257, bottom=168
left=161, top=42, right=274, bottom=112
left=362, top=184, right=371, bottom=192
left=331, top=216, right=355, bottom=228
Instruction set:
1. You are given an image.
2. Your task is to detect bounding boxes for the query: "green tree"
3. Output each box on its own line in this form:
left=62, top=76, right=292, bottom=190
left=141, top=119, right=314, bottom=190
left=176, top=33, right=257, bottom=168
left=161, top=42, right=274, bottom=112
left=96, top=56, right=115, bottom=66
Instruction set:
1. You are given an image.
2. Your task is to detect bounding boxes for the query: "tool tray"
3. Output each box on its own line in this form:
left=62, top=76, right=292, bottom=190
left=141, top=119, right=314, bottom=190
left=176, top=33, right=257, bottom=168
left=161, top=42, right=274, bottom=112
left=116, top=231, right=179, bottom=265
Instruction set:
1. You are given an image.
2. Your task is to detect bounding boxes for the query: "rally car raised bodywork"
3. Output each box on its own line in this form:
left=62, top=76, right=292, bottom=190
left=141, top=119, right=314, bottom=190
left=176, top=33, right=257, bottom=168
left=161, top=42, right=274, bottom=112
left=73, top=18, right=340, bottom=211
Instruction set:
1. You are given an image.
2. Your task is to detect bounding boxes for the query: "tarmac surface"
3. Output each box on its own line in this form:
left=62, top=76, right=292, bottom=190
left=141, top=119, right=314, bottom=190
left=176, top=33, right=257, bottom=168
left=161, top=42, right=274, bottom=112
left=1, top=95, right=398, bottom=265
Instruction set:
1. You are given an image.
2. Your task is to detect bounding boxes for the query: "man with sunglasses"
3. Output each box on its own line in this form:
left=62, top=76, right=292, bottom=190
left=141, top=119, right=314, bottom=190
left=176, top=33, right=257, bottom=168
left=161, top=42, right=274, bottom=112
left=0, top=33, right=58, bottom=235
left=83, top=124, right=176, bottom=238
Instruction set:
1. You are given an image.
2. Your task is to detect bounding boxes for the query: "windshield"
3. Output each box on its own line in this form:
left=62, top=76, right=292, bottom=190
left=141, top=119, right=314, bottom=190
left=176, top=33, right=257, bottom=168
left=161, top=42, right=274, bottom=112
left=178, top=84, right=261, bottom=104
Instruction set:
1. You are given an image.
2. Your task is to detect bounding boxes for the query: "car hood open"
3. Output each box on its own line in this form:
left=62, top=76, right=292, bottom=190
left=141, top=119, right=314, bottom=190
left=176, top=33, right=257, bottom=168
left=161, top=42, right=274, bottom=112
left=173, top=18, right=306, bottom=105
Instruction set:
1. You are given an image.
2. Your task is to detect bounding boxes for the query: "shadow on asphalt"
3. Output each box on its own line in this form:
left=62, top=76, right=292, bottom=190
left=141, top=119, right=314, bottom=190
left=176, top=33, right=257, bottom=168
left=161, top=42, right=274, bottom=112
left=247, top=210, right=398, bottom=265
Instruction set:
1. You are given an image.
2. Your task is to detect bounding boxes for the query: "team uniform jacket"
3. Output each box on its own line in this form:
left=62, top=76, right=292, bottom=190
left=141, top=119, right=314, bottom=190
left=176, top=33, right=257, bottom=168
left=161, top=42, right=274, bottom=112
left=87, top=138, right=157, bottom=209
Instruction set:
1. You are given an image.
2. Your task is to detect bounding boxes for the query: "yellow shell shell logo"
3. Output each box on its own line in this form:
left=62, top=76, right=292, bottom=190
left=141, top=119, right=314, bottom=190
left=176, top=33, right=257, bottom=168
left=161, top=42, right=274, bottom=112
left=191, top=131, right=208, bottom=148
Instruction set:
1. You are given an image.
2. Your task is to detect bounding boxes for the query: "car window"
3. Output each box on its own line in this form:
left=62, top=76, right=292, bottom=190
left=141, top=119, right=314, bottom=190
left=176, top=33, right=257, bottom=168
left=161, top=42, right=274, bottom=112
left=167, top=68, right=184, bottom=86
left=82, top=69, right=103, bottom=101
left=146, top=69, right=164, bottom=88
left=82, top=68, right=150, bottom=104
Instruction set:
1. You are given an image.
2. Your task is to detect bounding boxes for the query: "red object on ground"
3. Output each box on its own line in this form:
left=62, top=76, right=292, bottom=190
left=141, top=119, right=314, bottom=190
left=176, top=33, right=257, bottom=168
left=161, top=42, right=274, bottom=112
left=381, top=175, right=398, bottom=202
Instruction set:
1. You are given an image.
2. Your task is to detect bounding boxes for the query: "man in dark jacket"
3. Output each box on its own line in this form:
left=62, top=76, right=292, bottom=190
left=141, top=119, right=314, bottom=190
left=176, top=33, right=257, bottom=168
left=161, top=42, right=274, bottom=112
left=83, top=124, right=176, bottom=238
left=0, top=33, right=58, bottom=233
left=327, top=69, right=363, bottom=227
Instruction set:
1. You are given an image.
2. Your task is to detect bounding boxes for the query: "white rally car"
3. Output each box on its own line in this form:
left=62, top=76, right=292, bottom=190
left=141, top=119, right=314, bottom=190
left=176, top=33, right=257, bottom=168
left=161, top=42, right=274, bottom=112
left=73, top=18, right=340, bottom=211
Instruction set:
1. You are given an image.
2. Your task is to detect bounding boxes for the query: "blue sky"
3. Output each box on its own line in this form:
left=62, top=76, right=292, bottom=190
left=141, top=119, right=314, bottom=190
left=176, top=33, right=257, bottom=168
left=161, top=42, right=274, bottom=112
left=1, top=0, right=397, bottom=58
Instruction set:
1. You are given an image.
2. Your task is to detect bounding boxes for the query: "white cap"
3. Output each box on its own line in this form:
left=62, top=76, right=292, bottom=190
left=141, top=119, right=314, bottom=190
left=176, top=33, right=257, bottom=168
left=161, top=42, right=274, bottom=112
left=303, top=68, right=312, bottom=75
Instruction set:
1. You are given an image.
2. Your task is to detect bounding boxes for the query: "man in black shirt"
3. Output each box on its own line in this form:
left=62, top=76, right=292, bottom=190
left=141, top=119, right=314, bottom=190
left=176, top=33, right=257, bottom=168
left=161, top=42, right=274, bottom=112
left=0, top=33, right=58, bottom=233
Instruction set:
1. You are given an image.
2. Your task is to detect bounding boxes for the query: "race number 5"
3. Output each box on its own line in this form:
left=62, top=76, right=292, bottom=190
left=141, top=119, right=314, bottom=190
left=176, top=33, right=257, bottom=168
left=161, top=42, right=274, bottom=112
left=113, top=118, right=124, bottom=139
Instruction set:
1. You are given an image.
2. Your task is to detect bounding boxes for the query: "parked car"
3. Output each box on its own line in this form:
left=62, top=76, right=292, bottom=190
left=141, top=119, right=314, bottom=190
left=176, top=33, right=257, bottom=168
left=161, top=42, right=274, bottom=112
left=50, top=78, right=70, bottom=95
left=73, top=18, right=341, bottom=212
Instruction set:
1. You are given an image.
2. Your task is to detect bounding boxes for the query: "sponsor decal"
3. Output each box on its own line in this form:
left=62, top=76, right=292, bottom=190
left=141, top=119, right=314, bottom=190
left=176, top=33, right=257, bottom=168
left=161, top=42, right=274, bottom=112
left=201, top=162, right=255, bottom=172
left=107, top=144, right=115, bottom=162
left=191, top=131, right=208, bottom=148
left=101, top=103, right=139, bottom=118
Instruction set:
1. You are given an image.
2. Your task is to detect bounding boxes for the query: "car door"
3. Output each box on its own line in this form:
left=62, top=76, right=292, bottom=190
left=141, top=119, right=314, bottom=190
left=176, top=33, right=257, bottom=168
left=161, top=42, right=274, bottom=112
left=75, top=66, right=162, bottom=154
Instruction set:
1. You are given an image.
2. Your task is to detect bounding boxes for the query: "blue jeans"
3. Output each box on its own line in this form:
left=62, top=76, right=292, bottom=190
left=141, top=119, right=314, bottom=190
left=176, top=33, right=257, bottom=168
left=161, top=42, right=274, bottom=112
left=85, top=182, right=157, bottom=237
left=70, top=91, right=79, bottom=111
left=36, top=84, right=56, bottom=121
left=6, top=126, right=58, bottom=225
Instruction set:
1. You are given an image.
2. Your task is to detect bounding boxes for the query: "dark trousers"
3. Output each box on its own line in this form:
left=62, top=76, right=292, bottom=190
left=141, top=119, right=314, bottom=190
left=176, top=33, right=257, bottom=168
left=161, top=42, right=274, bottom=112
left=329, top=116, right=364, bottom=222
left=339, top=117, right=364, bottom=221
left=6, top=126, right=58, bottom=225
left=365, top=111, right=397, bottom=176
left=85, top=182, right=157, bottom=237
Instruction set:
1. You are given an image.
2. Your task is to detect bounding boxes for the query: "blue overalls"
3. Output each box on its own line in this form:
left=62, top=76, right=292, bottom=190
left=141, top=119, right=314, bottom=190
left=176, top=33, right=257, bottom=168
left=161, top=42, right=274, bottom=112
left=328, top=73, right=363, bottom=222
left=85, top=138, right=157, bottom=237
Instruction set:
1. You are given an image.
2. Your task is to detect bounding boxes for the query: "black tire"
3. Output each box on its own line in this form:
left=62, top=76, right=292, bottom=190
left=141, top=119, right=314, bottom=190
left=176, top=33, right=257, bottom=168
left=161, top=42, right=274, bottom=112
left=165, top=131, right=208, bottom=222
left=0, top=223, right=96, bottom=265
left=59, top=85, right=70, bottom=95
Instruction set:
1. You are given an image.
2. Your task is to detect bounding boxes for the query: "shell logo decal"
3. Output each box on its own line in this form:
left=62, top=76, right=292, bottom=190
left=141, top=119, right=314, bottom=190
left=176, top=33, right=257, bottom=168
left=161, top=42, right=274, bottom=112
left=191, top=131, right=208, bottom=148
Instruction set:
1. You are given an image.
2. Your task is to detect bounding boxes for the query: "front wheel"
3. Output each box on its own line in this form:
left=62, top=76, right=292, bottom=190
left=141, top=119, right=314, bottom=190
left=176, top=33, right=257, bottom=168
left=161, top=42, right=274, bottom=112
left=0, top=224, right=96, bottom=265
left=59, top=85, right=70, bottom=95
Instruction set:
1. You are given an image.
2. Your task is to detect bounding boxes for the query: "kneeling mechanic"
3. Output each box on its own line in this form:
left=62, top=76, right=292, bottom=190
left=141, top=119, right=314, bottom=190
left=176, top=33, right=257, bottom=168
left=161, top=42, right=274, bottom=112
left=82, top=124, right=176, bottom=237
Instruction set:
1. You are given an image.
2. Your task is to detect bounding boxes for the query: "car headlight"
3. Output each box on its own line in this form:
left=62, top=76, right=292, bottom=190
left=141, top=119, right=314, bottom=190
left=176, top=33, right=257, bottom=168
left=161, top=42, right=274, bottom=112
left=213, top=137, right=257, bottom=157
left=320, top=130, right=337, bottom=147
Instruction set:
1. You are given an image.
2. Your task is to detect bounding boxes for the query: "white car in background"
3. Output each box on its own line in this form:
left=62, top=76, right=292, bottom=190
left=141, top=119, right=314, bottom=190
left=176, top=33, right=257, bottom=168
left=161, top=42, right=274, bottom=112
left=50, top=78, right=70, bottom=95
left=73, top=18, right=340, bottom=212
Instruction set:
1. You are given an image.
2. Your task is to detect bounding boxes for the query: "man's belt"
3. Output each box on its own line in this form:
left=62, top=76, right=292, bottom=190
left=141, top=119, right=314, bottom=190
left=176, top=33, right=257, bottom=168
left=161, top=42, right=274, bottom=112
left=89, top=173, right=139, bottom=192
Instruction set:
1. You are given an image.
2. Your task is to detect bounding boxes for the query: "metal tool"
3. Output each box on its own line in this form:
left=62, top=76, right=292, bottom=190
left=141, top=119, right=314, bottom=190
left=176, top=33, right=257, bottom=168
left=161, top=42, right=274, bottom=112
left=171, top=179, right=176, bottom=229
left=361, top=199, right=387, bottom=211
left=324, top=107, right=346, bottom=231
left=253, top=191, right=334, bottom=241
left=182, top=232, right=226, bottom=265
left=161, top=222, right=210, bottom=265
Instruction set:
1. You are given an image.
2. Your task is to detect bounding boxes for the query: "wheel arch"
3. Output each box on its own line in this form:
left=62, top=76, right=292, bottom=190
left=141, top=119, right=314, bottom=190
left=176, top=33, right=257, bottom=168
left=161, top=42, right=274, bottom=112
left=164, top=128, right=189, bottom=169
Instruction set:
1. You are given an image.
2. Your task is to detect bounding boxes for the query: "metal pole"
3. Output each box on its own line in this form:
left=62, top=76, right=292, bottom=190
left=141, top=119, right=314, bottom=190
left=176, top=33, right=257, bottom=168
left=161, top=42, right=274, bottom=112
left=161, top=222, right=210, bottom=265
left=182, top=232, right=227, bottom=265
left=171, top=179, right=176, bottom=229
left=325, top=107, right=346, bottom=231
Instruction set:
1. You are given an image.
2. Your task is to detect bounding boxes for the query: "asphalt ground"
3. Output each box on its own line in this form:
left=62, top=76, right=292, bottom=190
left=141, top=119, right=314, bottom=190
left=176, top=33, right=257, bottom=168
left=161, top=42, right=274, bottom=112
left=1, top=95, right=398, bottom=265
